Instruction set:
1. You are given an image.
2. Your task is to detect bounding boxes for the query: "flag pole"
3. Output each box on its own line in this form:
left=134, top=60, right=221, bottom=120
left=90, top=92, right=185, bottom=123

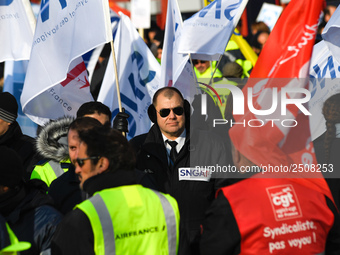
left=110, top=40, right=122, bottom=112
left=139, top=28, right=144, bottom=40
left=174, top=0, right=199, bottom=94
left=188, top=54, right=200, bottom=94
left=110, top=40, right=126, bottom=137
left=208, top=54, right=223, bottom=86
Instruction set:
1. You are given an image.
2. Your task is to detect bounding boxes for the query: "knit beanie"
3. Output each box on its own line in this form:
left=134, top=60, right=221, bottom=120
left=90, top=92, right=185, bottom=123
left=0, top=146, right=24, bottom=188
left=0, top=92, right=18, bottom=123
left=222, top=62, right=244, bottom=78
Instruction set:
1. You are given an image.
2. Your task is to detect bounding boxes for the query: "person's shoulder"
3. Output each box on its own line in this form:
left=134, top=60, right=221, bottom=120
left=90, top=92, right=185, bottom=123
left=129, top=133, right=148, bottom=152
left=130, top=133, right=148, bottom=143
left=35, top=204, right=63, bottom=222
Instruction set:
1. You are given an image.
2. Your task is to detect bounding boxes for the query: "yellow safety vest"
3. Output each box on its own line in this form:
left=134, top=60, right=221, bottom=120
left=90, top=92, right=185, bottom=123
left=31, top=159, right=70, bottom=187
left=76, top=184, right=180, bottom=255
left=225, top=40, right=253, bottom=78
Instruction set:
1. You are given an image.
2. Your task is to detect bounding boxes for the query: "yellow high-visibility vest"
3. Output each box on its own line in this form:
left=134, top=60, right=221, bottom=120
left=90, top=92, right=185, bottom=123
left=31, top=159, right=70, bottom=187
left=76, top=184, right=180, bottom=255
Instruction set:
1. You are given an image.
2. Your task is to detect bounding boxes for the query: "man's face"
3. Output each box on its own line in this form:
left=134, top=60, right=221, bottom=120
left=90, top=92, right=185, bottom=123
left=68, top=129, right=80, bottom=166
left=0, top=119, right=10, bottom=136
left=74, top=142, right=101, bottom=189
left=194, top=60, right=210, bottom=74
left=84, top=113, right=110, bottom=125
left=155, top=92, right=185, bottom=140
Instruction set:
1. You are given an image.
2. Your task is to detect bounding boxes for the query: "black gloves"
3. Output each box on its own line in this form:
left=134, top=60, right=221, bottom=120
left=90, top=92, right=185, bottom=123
left=113, top=108, right=129, bottom=133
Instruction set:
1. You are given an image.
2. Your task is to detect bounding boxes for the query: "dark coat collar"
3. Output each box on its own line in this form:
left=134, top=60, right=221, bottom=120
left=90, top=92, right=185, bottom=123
left=83, top=169, right=137, bottom=197
left=0, top=121, right=21, bottom=146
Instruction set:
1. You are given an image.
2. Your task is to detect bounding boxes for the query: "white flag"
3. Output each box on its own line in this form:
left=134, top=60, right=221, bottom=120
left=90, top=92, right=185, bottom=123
left=21, top=0, right=113, bottom=125
left=0, top=0, right=35, bottom=61
left=98, top=13, right=161, bottom=140
left=178, top=0, right=248, bottom=61
left=84, top=9, right=120, bottom=82
left=309, top=6, right=340, bottom=140
left=160, top=0, right=197, bottom=103
left=322, top=5, right=340, bottom=64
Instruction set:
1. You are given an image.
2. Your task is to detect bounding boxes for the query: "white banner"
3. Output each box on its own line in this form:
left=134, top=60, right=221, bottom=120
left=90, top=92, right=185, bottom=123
left=178, top=0, right=248, bottom=61
left=160, top=0, right=197, bottom=103
left=21, top=0, right=113, bottom=125
left=256, top=3, right=283, bottom=31
left=84, top=9, right=120, bottom=82
left=0, top=0, right=35, bottom=61
left=98, top=13, right=161, bottom=140
left=309, top=6, right=340, bottom=140
left=322, top=5, right=340, bottom=64
left=131, top=0, right=150, bottom=29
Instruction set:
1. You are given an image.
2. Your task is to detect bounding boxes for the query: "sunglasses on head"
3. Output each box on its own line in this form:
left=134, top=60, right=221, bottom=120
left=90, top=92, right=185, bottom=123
left=76, top=156, right=101, bottom=167
left=157, top=107, right=184, bottom=118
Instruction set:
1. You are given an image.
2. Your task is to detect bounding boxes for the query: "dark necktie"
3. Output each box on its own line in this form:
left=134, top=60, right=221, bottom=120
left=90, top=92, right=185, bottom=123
left=167, top=140, right=178, bottom=166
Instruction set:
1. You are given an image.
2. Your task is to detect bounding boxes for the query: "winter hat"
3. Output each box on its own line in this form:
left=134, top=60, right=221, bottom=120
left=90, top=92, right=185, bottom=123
left=0, top=92, right=18, bottom=123
left=222, top=62, right=244, bottom=78
left=0, top=146, right=24, bottom=188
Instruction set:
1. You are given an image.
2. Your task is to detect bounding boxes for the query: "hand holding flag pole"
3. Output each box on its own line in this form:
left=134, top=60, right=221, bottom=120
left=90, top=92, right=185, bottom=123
left=109, top=40, right=125, bottom=137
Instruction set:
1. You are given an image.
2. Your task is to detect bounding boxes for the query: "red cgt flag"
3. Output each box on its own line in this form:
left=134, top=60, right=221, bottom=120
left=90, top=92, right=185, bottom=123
left=229, top=0, right=333, bottom=200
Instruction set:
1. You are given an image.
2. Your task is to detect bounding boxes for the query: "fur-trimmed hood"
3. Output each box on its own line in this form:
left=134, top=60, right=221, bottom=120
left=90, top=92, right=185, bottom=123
left=36, top=116, right=74, bottom=161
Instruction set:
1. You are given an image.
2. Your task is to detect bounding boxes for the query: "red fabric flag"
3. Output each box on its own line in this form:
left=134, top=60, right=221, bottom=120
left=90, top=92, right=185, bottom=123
left=109, top=0, right=130, bottom=17
left=229, top=0, right=333, bottom=201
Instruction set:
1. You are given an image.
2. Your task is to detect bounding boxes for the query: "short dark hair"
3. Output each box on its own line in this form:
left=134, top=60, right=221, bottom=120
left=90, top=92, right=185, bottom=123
left=69, top=117, right=103, bottom=133
left=76, top=102, right=112, bottom=121
left=152, top=87, right=184, bottom=106
left=78, top=126, right=135, bottom=172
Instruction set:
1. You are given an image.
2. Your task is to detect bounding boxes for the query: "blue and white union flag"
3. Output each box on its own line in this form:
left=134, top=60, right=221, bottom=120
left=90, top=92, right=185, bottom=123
left=21, top=0, right=112, bottom=125
left=178, top=0, right=248, bottom=61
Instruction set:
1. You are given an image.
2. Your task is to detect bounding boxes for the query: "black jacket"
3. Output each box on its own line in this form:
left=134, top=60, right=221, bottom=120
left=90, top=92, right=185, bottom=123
left=48, top=164, right=86, bottom=215
left=130, top=124, right=232, bottom=254
left=314, top=134, right=340, bottom=210
left=49, top=163, right=156, bottom=215
left=0, top=121, right=36, bottom=176
left=0, top=180, right=63, bottom=255
left=51, top=169, right=137, bottom=255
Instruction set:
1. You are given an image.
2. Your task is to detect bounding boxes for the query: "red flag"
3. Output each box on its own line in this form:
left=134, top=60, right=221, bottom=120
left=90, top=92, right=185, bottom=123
left=229, top=0, right=333, bottom=201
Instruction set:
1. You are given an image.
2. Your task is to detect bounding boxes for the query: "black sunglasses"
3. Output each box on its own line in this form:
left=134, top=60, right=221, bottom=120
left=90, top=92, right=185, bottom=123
left=76, top=156, right=101, bottom=167
left=192, top=60, right=208, bottom=65
left=157, top=107, right=184, bottom=118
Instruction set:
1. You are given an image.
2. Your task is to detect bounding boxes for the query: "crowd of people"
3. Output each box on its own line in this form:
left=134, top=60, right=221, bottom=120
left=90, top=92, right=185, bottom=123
left=1, top=2, right=340, bottom=255
left=0, top=84, right=339, bottom=254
